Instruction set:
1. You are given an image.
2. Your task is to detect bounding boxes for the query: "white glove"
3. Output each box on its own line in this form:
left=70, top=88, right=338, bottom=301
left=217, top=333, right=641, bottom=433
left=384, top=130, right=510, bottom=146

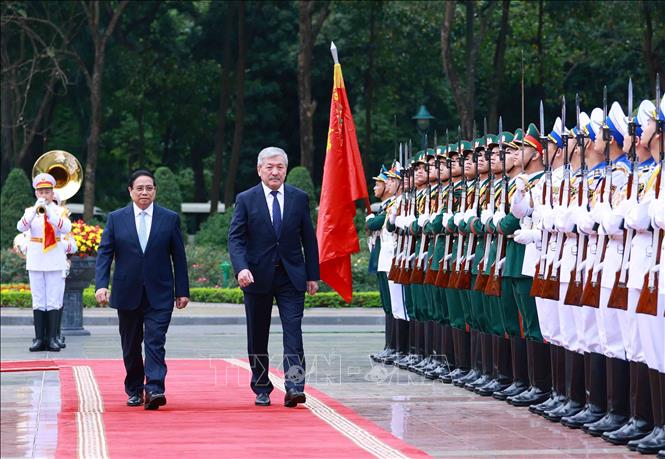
left=576, top=210, right=597, bottom=235
left=453, top=212, right=464, bottom=226
left=389, top=211, right=397, bottom=225
left=492, top=210, right=506, bottom=227
left=590, top=201, right=611, bottom=224
left=614, top=199, right=633, bottom=219
left=625, top=200, right=651, bottom=231
left=480, top=209, right=493, bottom=225
left=515, top=176, right=527, bottom=192
left=405, top=215, right=416, bottom=228
left=44, top=203, right=59, bottom=225
left=365, top=213, right=375, bottom=222
left=511, top=187, right=526, bottom=206
left=395, top=216, right=405, bottom=229
left=555, top=206, right=577, bottom=233
left=541, top=207, right=555, bottom=231
left=601, top=210, right=623, bottom=236
left=495, top=257, right=505, bottom=272
left=513, top=228, right=539, bottom=245
left=36, top=197, right=46, bottom=207
left=464, top=208, right=476, bottom=222
left=23, top=207, right=36, bottom=223
left=418, top=213, right=429, bottom=227
left=511, top=195, right=532, bottom=219
left=649, top=198, right=664, bottom=230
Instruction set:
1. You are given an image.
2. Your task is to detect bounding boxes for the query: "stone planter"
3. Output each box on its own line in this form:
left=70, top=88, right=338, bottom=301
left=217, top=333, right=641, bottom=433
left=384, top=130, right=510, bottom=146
left=62, top=256, right=96, bottom=336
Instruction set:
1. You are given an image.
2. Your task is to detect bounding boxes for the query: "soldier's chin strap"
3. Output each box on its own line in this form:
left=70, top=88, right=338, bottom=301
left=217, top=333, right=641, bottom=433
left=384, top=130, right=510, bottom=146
left=645, top=126, right=659, bottom=153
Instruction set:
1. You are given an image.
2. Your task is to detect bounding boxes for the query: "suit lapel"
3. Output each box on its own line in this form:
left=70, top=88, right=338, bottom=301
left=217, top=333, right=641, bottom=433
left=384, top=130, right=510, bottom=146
left=256, top=184, right=277, bottom=238
left=121, top=205, right=142, bottom=252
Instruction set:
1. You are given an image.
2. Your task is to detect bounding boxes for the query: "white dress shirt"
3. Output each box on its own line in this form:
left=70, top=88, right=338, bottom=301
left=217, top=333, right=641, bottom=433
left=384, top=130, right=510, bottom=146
left=133, top=202, right=153, bottom=242
left=261, top=182, right=284, bottom=222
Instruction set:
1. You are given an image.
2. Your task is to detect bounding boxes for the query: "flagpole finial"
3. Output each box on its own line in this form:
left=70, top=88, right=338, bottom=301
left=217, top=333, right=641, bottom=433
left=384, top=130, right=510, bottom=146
left=330, top=41, right=339, bottom=65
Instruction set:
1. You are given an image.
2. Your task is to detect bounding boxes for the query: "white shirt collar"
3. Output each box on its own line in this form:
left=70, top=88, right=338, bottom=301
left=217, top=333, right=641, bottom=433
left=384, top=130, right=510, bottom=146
left=261, top=182, right=284, bottom=198
left=133, top=202, right=154, bottom=217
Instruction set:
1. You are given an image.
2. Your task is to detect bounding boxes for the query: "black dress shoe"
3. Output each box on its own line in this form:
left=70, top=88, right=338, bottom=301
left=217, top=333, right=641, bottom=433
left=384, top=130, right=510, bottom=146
left=635, top=426, right=665, bottom=454
left=425, top=364, right=450, bottom=380
left=509, top=387, right=551, bottom=408
left=255, top=393, right=271, bottom=406
left=465, top=374, right=491, bottom=391
left=383, top=352, right=403, bottom=366
left=542, top=399, right=583, bottom=422
left=583, top=412, right=628, bottom=436
left=144, top=392, right=167, bottom=410
left=29, top=339, right=46, bottom=352
left=476, top=378, right=511, bottom=397
left=560, top=404, right=605, bottom=429
left=284, top=389, right=306, bottom=408
left=454, top=369, right=480, bottom=387
left=493, top=381, right=528, bottom=401
left=602, top=417, right=652, bottom=445
left=127, top=394, right=144, bottom=407
left=530, top=394, right=566, bottom=415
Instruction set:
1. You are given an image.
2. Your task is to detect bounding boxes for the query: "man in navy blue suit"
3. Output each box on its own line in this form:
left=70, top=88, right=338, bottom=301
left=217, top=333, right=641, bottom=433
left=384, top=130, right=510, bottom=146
left=95, top=170, right=189, bottom=410
left=228, top=147, right=320, bottom=407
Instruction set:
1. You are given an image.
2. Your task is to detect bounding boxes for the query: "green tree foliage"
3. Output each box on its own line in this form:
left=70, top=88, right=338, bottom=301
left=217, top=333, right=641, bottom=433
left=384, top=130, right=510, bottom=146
left=1, top=169, right=35, bottom=249
left=154, top=166, right=187, bottom=234
left=195, top=212, right=232, bottom=248
left=286, top=166, right=317, bottom=222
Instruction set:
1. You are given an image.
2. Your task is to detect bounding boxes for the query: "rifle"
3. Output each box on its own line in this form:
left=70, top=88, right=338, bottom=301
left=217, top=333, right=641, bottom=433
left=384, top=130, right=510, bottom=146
left=565, top=94, right=590, bottom=305
left=485, top=117, right=507, bottom=297
left=388, top=142, right=405, bottom=281
left=457, top=139, right=481, bottom=289
left=410, top=140, right=432, bottom=284
left=530, top=101, right=552, bottom=297
left=608, top=78, right=637, bottom=309
left=449, top=127, right=467, bottom=288
left=541, top=96, right=570, bottom=300
left=474, top=119, right=494, bottom=291
left=424, top=138, right=444, bottom=285
left=636, top=75, right=663, bottom=315
left=581, top=86, right=612, bottom=307
left=397, top=142, right=416, bottom=284
left=436, top=131, right=455, bottom=288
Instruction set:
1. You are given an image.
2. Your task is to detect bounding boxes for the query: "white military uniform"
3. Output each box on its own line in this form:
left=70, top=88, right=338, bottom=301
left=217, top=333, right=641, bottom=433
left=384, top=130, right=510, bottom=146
left=383, top=194, right=407, bottom=320
left=16, top=174, right=72, bottom=311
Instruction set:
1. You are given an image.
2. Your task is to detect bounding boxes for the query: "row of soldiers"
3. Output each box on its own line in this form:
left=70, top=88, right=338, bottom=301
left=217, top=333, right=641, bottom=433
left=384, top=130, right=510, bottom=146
left=366, top=88, right=664, bottom=456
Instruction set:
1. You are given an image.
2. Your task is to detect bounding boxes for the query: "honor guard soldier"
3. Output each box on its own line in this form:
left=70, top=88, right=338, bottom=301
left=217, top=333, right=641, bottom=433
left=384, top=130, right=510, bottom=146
left=17, top=173, right=72, bottom=352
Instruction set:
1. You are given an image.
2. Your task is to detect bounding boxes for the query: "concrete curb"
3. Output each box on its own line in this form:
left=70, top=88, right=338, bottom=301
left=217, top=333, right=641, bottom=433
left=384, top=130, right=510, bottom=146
left=1, top=315, right=385, bottom=326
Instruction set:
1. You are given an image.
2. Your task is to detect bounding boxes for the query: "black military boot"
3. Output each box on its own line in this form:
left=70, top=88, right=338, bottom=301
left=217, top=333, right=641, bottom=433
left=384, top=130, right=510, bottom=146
left=409, top=322, right=429, bottom=373
left=509, top=340, right=551, bottom=407
left=531, top=344, right=567, bottom=414
left=457, top=329, right=482, bottom=387
left=54, top=307, right=66, bottom=348
left=604, top=361, right=653, bottom=444
left=386, top=319, right=409, bottom=365
left=29, top=310, right=47, bottom=352
left=437, top=324, right=457, bottom=382
left=584, top=357, right=629, bottom=436
left=542, top=349, right=583, bottom=420
left=379, top=315, right=400, bottom=363
left=495, top=336, right=528, bottom=400
left=467, top=332, right=492, bottom=391
left=477, top=335, right=512, bottom=396
left=447, top=328, right=471, bottom=384
left=562, top=352, right=607, bottom=428
left=629, top=370, right=665, bottom=453
left=45, top=310, right=61, bottom=352
left=372, top=314, right=393, bottom=362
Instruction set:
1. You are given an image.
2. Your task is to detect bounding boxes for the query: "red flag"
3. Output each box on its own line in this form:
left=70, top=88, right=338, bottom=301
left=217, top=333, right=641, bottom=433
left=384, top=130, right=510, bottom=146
left=317, top=56, right=369, bottom=303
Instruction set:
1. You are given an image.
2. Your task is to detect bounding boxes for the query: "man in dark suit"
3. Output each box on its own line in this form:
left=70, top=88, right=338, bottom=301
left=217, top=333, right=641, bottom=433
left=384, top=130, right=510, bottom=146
left=228, top=147, right=320, bottom=407
left=95, top=170, right=189, bottom=410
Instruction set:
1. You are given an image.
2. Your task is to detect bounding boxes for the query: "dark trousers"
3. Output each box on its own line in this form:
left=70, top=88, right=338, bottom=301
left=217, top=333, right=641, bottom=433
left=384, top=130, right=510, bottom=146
left=244, top=265, right=305, bottom=395
left=117, top=289, right=173, bottom=396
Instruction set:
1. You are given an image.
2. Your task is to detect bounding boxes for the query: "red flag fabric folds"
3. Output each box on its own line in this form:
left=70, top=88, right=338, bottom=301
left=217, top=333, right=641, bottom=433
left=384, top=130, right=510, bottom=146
left=316, top=63, right=369, bottom=303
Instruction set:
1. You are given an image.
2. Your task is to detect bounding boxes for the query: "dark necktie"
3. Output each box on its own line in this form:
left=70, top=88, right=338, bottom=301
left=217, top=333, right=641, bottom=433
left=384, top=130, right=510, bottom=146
left=271, top=190, right=282, bottom=235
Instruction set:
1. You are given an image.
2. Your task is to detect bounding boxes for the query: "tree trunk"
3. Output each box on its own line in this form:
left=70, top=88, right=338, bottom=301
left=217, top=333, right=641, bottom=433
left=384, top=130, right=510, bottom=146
left=363, top=3, right=378, bottom=171
left=1, top=38, right=14, bottom=182
left=487, top=0, right=510, bottom=131
left=223, top=2, right=246, bottom=209
left=82, top=0, right=128, bottom=221
left=297, top=1, right=330, bottom=174
left=642, top=1, right=664, bottom=93
left=209, top=5, right=235, bottom=215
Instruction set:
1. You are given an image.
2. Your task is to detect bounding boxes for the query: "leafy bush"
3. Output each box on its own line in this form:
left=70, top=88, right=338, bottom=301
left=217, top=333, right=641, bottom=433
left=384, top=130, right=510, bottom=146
left=186, top=244, right=237, bottom=288
left=154, top=166, right=187, bottom=234
left=194, top=212, right=232, bottom=248
left=0, top=249, right=28, bottom=284
left=286, top=166, right=317, bottom=223
left=1, top=168, right=35, bottom=249
left=1, top=286, right=380, bottom=308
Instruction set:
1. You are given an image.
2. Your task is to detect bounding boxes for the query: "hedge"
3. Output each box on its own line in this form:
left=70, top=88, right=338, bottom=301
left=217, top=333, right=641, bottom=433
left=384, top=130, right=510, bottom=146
left=0, top=287, right=380, bottom=309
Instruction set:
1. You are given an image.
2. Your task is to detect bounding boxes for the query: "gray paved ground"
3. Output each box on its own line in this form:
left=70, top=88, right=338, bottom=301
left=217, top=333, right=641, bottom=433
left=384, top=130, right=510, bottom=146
left=1, top=308, right=640, bottom=458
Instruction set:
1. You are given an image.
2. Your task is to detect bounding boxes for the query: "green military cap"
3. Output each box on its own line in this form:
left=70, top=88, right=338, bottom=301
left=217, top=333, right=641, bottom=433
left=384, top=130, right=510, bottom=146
left=523, top=123, right=543, bottom=154
left=473, top=137, right=485, bottom=151
left=425, top=148, right=436, bottom=159
left=507, top=128, right=524, bottom=150
left=412, top=150, right=427, bottom=164
left=499, top=131, right=514, bottom=148
left=447, top=143, right=459, bottom=156
left=435, top=145, right=447, bottom=157
left=460, top=140, right=474, bottom=154
left=486, top=134, right=500, bottom=148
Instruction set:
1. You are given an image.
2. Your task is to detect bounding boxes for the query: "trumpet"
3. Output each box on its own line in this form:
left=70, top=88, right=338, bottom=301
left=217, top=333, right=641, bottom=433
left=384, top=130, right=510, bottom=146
left=36, top=204, right=47, bottom=214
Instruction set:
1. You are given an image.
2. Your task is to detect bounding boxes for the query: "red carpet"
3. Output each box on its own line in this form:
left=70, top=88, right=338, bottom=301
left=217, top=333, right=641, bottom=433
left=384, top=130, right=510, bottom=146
left=14, top=359, right=430, bottom=459
left=0, top=359, right=59, bottom=372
